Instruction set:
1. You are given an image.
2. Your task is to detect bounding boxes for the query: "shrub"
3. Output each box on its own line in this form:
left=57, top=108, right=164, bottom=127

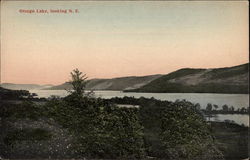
left=160, top=100, right=224, bottom=159
left=43, top=94, right=145, bottom=159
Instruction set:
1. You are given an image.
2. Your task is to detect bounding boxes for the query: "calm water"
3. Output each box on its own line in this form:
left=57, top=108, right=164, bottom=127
left=30, top=90, right=249, bottom=109
left=207, top=114, right=249, bottom=127
left=30, top=90, right=249, bottom=126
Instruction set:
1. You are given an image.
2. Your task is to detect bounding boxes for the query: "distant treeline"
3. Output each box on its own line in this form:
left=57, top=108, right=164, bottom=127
left=202, top=103, right=249, bottom=115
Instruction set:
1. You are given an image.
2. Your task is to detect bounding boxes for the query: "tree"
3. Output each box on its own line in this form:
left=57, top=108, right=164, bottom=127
left=206, top=103, right=213, bottom=111
left=213, top=104, right=218, bottom=110
left=52, top=69, right=145, bottom=158
left=68, top=68, right=88, bottom=97
left=229, top=106, right=234, bottom=112
left=240, top=107, right=247, bottom=113
left=194, top=103, right=201, bottom=110
left=206, top=103, right=213, bottom=120
left=77, top=105, right=145, bottom=158
left=160, top=100, right=223, bottom=159
left=222, top=104, right=229, bottom=112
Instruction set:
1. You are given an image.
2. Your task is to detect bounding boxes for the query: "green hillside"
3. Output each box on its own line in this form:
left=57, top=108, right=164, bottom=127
left=128, top=63, right=249, bottom=94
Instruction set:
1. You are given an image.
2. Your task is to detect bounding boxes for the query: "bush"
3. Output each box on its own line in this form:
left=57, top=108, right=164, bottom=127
left=160, top=100, right=224, bottom=159
left=43, top=94, right=145, bottom=159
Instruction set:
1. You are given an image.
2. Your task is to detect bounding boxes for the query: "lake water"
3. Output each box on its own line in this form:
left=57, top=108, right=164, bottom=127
left=30, top=90, right=249, bottom=109
left=207, top=114, right=249, bottom=127
left=30, top=90, right=249, bottom=126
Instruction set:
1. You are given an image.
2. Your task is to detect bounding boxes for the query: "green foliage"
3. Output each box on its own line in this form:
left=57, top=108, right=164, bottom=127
left=2, top=93, right=228, bottom=159
left=106, top=97, right=224, bottom=159
left=4, top=128, right=52, bottom=146
left=160, top=100, right=224, bottom=159
left=43, top=90, right=145, bottom=158
left=73, top=105, right=145, bottom=158
left=67, top=68, right=88, bottom=97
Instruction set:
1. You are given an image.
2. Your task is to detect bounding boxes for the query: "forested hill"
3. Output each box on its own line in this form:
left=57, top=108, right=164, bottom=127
left=47, top=74, right=162, bottom=91
left=127, top=63, right=249, bottom=94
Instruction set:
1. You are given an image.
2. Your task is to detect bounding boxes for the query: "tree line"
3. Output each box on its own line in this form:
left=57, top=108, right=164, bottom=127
left=203, top=103, right=249, bottom=115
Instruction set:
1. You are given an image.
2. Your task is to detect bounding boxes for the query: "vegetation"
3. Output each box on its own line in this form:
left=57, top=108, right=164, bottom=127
left=105, top=97, right=249, bottom=160
left=129, top=82, right=248, bottom=94
left=128, top=63, right=249, bottom=94
left=43, top=96, right=145, bottom=159
left=202, top=104, right=249, bottom=115
left=210, top=122, right=249, bottom=160
left=0, top=87, right=33, bottom=100
left=106, top=97, right=226, bottom=159
left=0, top=68, right=248, bottom=159
left=160, top=100, right=223, bottom=159
left=203, top=63, right=248, bottom=79
left=4, top=128, right=52, bottom=146
left=67, top=68, right=88, bottom=96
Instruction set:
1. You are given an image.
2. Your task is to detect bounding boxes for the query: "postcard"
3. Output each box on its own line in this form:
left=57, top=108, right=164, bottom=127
left=0, top=1, right=249, bottom=159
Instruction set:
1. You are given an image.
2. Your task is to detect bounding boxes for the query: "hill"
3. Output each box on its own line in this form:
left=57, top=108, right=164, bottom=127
left=0, top=83, right=53, bottom=90
left=47, top=74, right=162, bottom=91
left=127, top=63, right=249, bottom=94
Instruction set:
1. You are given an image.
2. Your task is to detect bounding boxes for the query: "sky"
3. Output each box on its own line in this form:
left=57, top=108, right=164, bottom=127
left=1, top=1, right=249, bottom=85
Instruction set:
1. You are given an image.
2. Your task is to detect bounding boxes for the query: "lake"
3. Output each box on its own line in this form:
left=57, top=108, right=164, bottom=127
left=30, top=90, right=249, bottom=126
left=207, top=114, right=249, bottom=127
left=30, top=90, right=249, bottom=109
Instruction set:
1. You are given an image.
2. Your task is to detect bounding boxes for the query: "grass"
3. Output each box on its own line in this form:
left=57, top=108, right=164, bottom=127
left=210, top=122, right=249, bottom=160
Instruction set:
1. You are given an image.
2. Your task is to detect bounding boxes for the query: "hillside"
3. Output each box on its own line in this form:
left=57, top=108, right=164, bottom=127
left=128, top=63, right=249, bottom=94
left=3, top=63, right=248, bottom=94
left=47, top=74, right=162, bottom=91
left=0, top=83, right=53, bottom=90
